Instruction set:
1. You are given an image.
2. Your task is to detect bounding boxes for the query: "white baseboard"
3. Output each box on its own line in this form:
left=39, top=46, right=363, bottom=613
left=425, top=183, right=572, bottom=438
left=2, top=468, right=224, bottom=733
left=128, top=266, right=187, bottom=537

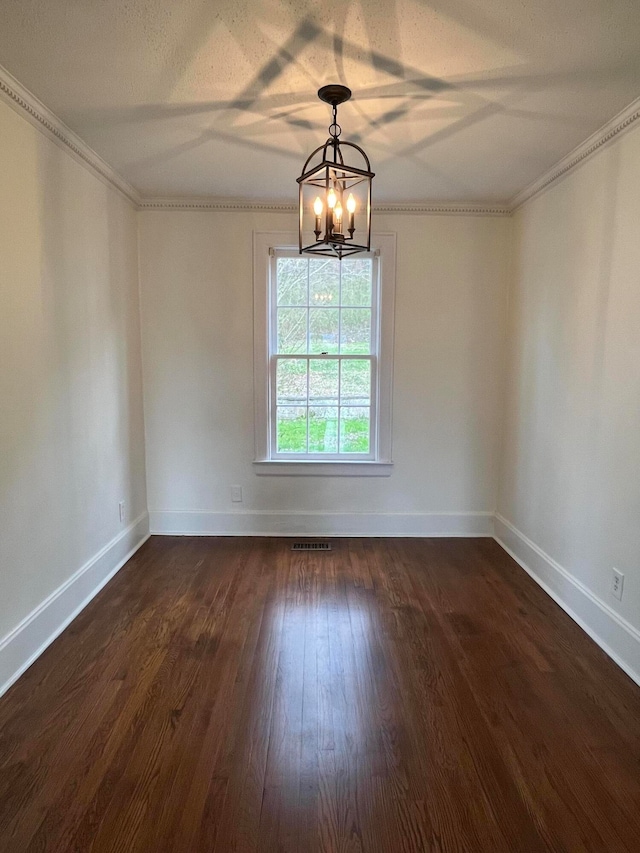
left=149, top=509, right=495, bottom=538
left=494, top=514, right=640, bottom=688
left=0, top=512, right=150, bottom=698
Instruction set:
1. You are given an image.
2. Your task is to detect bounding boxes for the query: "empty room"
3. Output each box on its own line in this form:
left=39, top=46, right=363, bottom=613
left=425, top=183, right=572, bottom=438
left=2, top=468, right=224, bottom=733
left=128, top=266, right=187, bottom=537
left=1, top=1, right=640, bottom=850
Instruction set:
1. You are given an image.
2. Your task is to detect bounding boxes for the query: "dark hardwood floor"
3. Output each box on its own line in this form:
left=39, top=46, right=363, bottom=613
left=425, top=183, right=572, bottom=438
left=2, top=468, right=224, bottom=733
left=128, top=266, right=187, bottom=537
left=1, top=537, right=640, bottom=852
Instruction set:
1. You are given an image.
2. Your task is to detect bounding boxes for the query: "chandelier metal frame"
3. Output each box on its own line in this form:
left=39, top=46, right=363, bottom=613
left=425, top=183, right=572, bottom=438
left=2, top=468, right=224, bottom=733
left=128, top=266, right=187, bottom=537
left=297, top=85, right=374, bottom=259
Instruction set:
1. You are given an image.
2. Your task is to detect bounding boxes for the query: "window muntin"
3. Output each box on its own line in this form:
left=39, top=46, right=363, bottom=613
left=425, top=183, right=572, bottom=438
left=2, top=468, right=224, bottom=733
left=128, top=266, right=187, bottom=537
left=270, top=253, right=378, bottom=460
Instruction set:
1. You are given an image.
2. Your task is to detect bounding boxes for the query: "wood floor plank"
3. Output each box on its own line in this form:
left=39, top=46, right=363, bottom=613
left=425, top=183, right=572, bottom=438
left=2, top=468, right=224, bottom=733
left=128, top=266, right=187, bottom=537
left=3, top=541, right=199, bottom=852
left=1, top=536, right=640, bottom=852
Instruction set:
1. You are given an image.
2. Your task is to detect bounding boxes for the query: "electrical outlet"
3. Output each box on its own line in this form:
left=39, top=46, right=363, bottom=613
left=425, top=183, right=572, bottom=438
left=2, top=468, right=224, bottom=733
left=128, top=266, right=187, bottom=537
left=611, top=568, right=624, bottom=601
left=118, top=501, right=125, bottom=523
left=231, top=485, right=243, bottom=503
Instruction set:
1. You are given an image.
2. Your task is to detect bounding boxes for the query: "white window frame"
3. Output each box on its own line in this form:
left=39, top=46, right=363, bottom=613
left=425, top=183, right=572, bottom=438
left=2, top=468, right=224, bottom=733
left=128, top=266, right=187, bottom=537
left=253, top=231, right=395, bottom=476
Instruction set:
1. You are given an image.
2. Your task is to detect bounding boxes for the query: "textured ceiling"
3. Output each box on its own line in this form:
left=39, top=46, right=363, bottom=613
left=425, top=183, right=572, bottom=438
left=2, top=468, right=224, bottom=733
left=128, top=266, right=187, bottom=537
left=1, top=0, right=640, bottom=202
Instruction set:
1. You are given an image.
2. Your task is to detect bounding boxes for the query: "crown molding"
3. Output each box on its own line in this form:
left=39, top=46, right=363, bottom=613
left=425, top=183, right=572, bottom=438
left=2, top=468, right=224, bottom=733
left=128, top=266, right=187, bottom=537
left=0, top=68, right=507, bottom=217
left=510, top=95, right=640, bottom=211
left=3, top=58, right=639, bottom=219
left=138, top=197, right=510, bottom=216
left=0, top=63, right=141, bottom=207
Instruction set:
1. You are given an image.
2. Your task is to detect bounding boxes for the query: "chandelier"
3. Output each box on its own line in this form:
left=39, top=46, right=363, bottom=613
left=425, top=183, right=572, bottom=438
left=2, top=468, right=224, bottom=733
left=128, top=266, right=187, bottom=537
left=297, top=85, right=374, bottom=259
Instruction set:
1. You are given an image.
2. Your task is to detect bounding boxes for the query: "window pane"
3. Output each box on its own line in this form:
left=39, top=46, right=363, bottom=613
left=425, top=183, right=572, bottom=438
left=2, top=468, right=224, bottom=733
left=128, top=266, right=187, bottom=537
left=276, top=359, right=307, bottom=405
left=277, top=307, right=307, bottom=353
left=339, top=407, right=370, bottom=453
left=309, top=359, right=338, bottom=405
left=340, top=360, right=371, bottom=406
left=340, top=308, right=371, bottom=354
left=277, top=407, right=307, bottom=453
left=309, top=407, right=338, bottom=453
left=341, top=259, right=372, bottom=306
left=277, top=257, right=308, bottom=305
left=309, top=307, right=339, bottom=353
left=309, top=258, right=339, bottom=306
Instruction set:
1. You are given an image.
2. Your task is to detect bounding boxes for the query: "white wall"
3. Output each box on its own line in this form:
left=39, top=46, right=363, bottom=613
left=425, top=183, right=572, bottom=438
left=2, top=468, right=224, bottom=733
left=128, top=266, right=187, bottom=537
left=139, top=209, right=510, bottom=535
left=0, top=97, right=148, bottom=691
left=498, top=123, right=640, bottom=680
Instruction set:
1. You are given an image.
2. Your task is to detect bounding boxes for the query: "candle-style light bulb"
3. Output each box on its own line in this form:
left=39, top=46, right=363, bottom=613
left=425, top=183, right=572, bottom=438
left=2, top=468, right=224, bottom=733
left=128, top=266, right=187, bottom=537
left=313, top=196, right=323, bottom=239
left=346, top=193, right=356, bottom=236
left=326, top=187, right=337, bottom=235
left=334, top=201, right=343, bottom=234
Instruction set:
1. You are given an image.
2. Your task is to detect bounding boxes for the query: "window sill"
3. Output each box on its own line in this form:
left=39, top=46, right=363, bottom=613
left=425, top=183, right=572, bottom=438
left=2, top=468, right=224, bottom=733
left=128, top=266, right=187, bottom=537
left=253, top=460, right=393, bottom=477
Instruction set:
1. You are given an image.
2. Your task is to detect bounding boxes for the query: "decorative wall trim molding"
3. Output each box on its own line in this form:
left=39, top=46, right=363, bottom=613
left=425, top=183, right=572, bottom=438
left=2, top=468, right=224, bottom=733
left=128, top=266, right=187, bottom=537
left=510, top=95, right=640, bottom=211
left=0, top=63, right=141, bottom=207
left=376, top=203, right=510, bottom=216
left=0, top=513, right=150, bottom=698
left=138, top=197, right=511, bottom=216
left=494, top=514, right=640, bottom=688
left=139, top=198, right=297, bottom=212
left=149, top=510, right=495, bottom=537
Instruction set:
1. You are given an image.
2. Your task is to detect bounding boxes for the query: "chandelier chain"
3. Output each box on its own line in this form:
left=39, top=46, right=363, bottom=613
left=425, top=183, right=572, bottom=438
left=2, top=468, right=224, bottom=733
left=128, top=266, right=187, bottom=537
left=329, top=103, right=342, bottom=141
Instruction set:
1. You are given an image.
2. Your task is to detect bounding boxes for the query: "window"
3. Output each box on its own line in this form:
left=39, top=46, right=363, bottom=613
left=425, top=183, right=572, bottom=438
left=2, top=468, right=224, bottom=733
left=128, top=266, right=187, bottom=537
left=273, top=252, right=375, bottom=457
left=254, top=232, right=395, bottom=475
